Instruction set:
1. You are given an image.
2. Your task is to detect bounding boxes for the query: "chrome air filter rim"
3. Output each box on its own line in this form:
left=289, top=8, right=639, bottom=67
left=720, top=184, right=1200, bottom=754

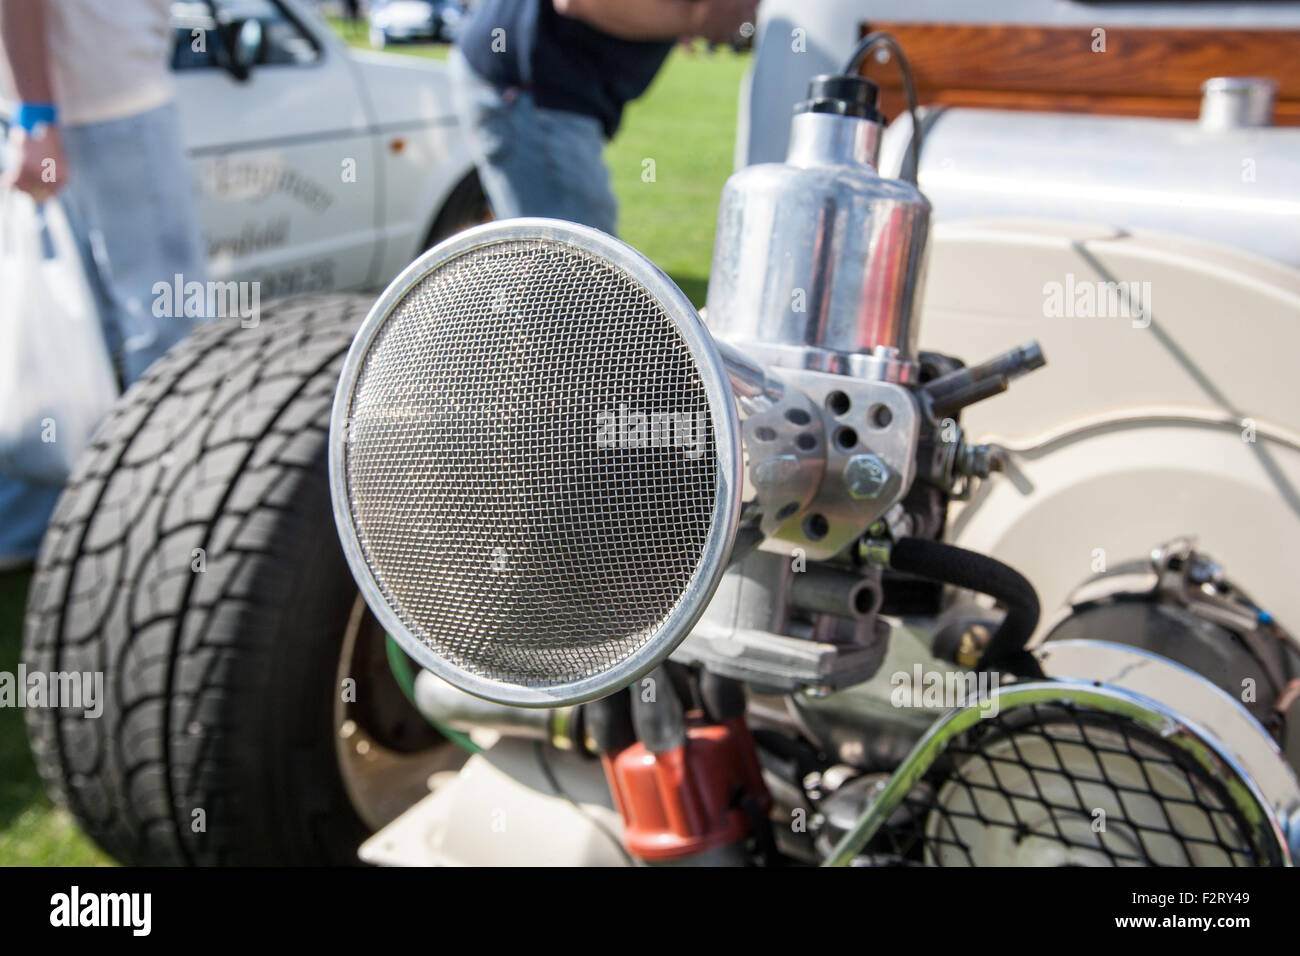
left=329, top=219, right=743, bottom=707
left=1038, top=639, right=1300, bottom=863
left=823, top=677, right=1294, bottom=867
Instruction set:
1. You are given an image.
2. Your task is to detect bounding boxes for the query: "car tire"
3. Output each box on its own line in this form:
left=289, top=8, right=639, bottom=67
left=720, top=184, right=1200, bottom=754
left=21, top=294, right=439, bottom=865
left=425, top=170, right=492, bottom=249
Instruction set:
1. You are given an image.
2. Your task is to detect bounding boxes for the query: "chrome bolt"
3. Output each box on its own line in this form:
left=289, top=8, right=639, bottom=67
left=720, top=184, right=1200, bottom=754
left=955, top=442, right=999, bottom=479
left=845, top=454, right=890, bottom=499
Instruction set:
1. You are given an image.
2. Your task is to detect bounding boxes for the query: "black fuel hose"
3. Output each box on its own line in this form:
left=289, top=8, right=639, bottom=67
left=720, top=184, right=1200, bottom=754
left=888, top=538, right=1042, bottom=674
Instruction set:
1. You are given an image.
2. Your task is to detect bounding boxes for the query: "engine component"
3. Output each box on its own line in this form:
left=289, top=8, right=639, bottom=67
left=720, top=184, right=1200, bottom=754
left=1043, top=538, right=1300, bottom=760
left=926, top=708, right=1257, bottom=866
left=331, top=220, right=748, bottom=706
left=919, top=341, right=1045, bottom=419
left=1039, top=639, right=1300, bottom=861
left=789, top=564, right=881, bottom=621
left=600, top=669, right=772, bottom=864
left=412, top=669, right=580, bottom=746
left=764, top=367, right=919, bottom=559
left=330, top=218, right=934, bottom=706
left=705, top=74, right=931, bottom=377
left=329, top=73, right=1041, bottom=717
left=673, top=550, right=891, bottom=694
left=824, top=679, right=1299, bottom=867
left=878, top=537, right=1041, bottom=673
left=813, top=772, right=934, bottom=863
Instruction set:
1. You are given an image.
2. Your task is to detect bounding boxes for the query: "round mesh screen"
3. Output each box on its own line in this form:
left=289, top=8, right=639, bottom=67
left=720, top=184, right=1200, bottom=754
left=335, top=225, right=736, bottom=704
left=869, top=704, right=1264, bottom=866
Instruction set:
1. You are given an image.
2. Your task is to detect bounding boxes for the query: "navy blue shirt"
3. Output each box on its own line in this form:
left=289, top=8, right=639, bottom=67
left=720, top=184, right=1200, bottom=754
left=457, top=0, right=673, bottom=139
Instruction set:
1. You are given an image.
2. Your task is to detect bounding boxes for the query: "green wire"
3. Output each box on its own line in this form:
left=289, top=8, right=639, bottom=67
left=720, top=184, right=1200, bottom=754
left=384, top=634, right=484, bottom=755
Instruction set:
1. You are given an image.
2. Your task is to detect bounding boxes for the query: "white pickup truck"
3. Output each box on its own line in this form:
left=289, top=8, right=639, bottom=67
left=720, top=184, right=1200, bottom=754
left=171, top=0, right=484, bottom=297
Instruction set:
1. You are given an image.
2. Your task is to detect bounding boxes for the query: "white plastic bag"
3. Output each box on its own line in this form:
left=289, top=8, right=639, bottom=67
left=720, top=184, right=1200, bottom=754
left=0, top=188, right=119, bottom=485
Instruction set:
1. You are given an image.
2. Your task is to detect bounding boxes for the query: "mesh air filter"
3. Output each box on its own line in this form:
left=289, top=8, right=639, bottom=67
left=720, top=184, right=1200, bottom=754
left=878, top=704, right=1264, bottom=866
left=330, top=220, right=741, bottom=705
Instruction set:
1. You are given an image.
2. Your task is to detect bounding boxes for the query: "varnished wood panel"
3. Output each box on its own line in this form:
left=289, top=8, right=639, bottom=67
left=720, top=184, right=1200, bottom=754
left=857, top=23, right=1300, bottom=126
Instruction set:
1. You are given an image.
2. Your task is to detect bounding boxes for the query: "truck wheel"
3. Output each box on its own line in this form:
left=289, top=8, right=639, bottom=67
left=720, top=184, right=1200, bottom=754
left=22, top=294, right=457, bottom=865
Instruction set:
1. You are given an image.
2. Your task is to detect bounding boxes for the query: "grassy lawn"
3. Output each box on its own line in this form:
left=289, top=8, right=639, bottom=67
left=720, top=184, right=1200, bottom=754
left=0, top=25, right=742, bottom=867
left=0, top=571, right=111, bottom=866
left=608, top=45, right=745, bottom=305
left=329, top=15, right=450, bottom=59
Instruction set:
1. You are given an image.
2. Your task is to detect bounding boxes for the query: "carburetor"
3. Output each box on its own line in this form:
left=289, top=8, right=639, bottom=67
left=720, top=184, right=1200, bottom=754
left=706, top=74, right=931, bottom=561
left=678, top=72, right=1044, bottom=692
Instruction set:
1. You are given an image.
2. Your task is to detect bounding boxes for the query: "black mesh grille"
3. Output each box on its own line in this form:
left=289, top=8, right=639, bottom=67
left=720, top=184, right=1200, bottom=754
left=867, top=703, right=1263, bottom=867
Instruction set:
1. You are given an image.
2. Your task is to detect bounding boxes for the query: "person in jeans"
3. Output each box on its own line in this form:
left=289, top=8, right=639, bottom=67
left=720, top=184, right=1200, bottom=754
left=0, top=0, right=206, bottom=568
left=451, top=0, right=758, bottom=236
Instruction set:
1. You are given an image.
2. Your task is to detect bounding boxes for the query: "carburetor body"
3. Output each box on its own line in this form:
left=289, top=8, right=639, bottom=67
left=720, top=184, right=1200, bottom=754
left=706, top=74, right=932, bottom=380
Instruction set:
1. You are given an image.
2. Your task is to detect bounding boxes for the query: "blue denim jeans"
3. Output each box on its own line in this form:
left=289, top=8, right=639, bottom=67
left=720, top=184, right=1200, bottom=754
left=449, top=49, right=618, bottom=235
left=0, top=100, right=205, bottom=563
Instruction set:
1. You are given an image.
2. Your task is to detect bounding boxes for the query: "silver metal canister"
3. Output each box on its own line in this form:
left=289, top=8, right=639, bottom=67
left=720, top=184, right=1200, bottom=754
left=705, top=75, right=931, bottom=382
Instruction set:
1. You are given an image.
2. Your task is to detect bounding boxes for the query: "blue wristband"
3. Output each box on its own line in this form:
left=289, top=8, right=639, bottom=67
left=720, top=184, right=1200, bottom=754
left=15, top=102, right=59, bottom=133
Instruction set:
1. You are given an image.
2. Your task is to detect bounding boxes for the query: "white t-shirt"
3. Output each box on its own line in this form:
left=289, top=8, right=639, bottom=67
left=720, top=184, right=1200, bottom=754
left=2, top=0, right=174, bottom=126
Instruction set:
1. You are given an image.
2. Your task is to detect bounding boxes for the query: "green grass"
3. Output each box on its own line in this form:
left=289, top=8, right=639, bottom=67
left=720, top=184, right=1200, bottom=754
left=0, top=24, right=741, bottom=867
left=607, top=45, right=746, bottom=305
left=0, top=571, right=111, bottom=866
left=328, top=16, right=450, bottom=60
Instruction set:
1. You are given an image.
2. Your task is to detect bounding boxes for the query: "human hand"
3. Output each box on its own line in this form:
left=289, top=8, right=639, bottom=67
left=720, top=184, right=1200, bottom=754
left=2, top=123, right=68, bottom=202
left=687, top=0, right=758, bottom=46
